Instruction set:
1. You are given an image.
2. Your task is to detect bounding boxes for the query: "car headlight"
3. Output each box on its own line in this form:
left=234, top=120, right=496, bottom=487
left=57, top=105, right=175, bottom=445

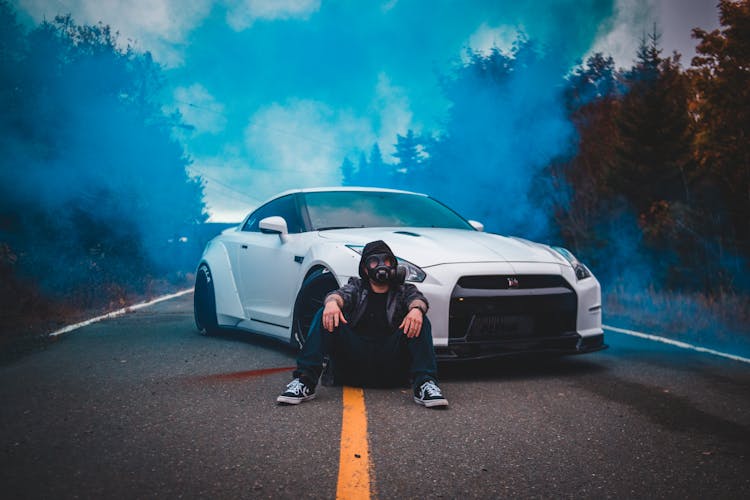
left=398, top=259, right=427, bottom=283
left=552, top=246, right=592, bottom=280
left=345, top=244, right=427, bottom=283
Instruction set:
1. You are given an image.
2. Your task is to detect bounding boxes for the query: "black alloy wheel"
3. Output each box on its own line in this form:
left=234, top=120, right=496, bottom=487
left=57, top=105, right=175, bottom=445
left=291, top=268, right=339, bottom=350
left=194, top=263, right=220, bottom=336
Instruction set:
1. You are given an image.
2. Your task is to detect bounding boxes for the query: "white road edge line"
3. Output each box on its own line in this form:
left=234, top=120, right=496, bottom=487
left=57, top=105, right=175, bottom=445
left=603, top=323, right=750, bottom=365
left=49, top=288, right=194, bottom=338
left=46, top=296, right=750, bottom=365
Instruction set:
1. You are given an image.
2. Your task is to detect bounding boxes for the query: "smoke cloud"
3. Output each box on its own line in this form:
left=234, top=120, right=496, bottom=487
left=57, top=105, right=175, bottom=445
left=0, top=7, right=206, bottom=305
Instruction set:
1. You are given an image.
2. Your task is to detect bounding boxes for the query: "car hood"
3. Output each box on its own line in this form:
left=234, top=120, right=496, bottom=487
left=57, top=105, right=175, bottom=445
left=316, top=227, right=567, bottom=268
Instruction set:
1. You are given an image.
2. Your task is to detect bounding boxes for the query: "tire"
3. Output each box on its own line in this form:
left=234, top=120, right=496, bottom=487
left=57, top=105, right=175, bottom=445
left=194, top=263, right=220, bottom=336
left=291, top=268, right=339, bottom=350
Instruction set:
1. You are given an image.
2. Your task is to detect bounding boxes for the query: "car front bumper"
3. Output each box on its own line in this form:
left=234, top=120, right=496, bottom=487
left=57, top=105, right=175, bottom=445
left=434, top=332, right=608, bottom=360
left=413, top=261, right=605, bottom=358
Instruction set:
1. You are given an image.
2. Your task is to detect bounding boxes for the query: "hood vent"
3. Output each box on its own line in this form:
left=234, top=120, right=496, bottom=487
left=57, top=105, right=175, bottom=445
left=393, top=230, right=421, bottom=237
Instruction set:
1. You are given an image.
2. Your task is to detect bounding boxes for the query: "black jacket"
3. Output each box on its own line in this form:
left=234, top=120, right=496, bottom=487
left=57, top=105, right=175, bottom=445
left=325, top=277, right=429, bottom=331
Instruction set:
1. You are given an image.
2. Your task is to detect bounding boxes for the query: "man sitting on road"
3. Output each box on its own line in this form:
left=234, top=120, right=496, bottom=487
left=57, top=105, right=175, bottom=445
left=277, top=240, right=448, bottom=408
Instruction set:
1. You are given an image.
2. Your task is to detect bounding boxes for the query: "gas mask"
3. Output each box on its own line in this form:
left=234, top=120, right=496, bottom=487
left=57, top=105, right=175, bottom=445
left=358, top=241, right=407, bottom=286
left=364, top=253, right=396, bottom=284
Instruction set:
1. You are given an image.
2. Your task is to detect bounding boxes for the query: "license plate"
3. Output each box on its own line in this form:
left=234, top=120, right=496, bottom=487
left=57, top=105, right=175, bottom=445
left=468, top=315, right=535, bottom=338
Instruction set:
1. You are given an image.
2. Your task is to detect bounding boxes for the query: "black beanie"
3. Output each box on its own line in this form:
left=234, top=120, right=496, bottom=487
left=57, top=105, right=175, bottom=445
left=358, top=240, right=395, bottom=280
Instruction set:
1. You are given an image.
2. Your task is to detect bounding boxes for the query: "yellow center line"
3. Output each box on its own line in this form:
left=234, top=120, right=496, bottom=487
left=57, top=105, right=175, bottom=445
left=336, top=386, right=372, bottom=500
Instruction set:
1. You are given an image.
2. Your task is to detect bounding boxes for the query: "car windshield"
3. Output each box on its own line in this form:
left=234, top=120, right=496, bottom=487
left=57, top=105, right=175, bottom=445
left=302, top=191, right=474, bottom=231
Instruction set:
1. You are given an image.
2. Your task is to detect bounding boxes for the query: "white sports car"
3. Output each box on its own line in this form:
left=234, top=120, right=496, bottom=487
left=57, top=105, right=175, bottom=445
left=194, top=187, right=606, bottom=359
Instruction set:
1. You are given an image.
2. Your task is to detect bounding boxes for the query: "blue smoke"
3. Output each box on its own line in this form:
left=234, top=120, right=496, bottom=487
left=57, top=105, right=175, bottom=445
left=0, top=7, right=206, bottom=301
left=336, top=6, right=617, bottom=241
left=372, top=38, right=581, bottom=243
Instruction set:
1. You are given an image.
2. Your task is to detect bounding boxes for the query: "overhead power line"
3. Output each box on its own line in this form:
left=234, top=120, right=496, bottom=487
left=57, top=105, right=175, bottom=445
left=189, top=166, right=262, bottom=205
left=172, top=98, right=226, bottom=116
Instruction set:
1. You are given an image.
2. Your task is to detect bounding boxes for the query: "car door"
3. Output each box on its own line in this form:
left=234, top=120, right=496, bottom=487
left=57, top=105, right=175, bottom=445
left=236, top=194, right=307, bottom=330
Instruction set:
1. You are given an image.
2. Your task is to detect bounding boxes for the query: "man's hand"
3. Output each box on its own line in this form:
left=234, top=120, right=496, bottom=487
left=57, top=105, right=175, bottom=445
left=322, top=300, right=347, bottom=332
left=399, top=308, right=423, bottom=338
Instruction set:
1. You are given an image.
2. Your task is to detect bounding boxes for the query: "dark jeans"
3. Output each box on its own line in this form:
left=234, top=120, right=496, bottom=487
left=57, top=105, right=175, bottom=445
left=294, top=308, right=439, bottom=389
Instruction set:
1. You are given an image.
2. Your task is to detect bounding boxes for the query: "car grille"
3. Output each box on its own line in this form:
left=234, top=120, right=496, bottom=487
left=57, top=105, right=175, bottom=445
left=449, top=274, right=577, bottom=341
left=456, top=274, right=569, bottom=290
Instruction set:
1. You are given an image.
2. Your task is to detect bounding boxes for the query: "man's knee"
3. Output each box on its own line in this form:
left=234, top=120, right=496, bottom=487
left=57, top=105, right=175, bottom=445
left=306, top=307, right=325, bottom=335
left=402, top=316, right=432, bottom=342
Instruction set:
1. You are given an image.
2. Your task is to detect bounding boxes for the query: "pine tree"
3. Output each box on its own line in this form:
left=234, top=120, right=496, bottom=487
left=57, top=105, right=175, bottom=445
left=368, top=143, right=388, bottom=187
left=340, top=157, right=355, bottom=186
left=355, top=151, right=369, bottom=186
left=611, top=28, right=694, bottom=215
left=552, top=53, right=622, bottom=254
left=392, top=129, right=422, bottom=173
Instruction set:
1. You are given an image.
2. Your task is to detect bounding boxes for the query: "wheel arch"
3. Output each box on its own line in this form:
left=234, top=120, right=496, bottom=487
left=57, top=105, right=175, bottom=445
left=194, top=262, right=220, bottom=335
left=300, top=240, right=362, bottom=289
left=199, top=240, right=244, bottom=321
left=301, top=263, right=340, bottom=288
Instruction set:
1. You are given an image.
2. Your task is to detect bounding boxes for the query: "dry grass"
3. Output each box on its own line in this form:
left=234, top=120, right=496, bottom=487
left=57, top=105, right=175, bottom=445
left=604, top=284, right=750, bottom=350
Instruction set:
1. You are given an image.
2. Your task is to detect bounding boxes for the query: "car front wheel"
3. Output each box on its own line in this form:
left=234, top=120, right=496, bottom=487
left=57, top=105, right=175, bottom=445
left=291, top=268, right=339, bottom=350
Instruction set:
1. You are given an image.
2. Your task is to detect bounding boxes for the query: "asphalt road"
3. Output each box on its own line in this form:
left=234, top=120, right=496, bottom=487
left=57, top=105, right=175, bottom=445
left=1, top=293, right=749, bottom=499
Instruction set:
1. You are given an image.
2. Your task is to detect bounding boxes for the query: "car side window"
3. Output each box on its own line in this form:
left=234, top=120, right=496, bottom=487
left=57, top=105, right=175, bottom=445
left=241, top=195, right=304, bottom=233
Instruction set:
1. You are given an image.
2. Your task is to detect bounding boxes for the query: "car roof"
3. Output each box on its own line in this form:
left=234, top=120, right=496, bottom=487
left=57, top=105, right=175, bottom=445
left=277, top=186, right=426, bottom=197
left=257, top=186, right=428, bottom=207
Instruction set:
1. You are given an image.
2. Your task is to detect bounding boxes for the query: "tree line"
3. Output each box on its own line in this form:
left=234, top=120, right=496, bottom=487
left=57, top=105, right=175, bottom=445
left=343, top=0, right=749, bottom=294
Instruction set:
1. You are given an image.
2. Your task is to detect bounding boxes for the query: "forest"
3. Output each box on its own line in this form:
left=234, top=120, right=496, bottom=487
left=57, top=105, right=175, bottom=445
left=343, top=1, right=749, bottom=345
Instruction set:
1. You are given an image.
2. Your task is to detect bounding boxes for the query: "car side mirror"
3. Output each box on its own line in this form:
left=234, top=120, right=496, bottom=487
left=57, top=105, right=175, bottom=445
left=468, top=220, right=484, bottom=232
left=259, top=216, right=289, bottom=242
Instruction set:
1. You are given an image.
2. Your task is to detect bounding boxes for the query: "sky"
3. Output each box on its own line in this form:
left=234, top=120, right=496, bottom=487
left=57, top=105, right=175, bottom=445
left=15, top=0, right=721, bottom=222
